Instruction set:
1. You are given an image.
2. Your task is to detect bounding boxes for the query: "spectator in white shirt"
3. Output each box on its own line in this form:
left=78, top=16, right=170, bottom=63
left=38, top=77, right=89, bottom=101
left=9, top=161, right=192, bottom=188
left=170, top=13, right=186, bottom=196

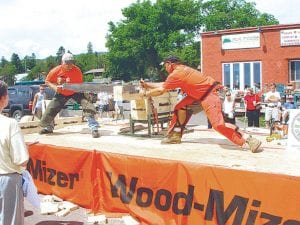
left=264, top=83, right=281, bottom=128
left=0, top=80, right=29, bottom=225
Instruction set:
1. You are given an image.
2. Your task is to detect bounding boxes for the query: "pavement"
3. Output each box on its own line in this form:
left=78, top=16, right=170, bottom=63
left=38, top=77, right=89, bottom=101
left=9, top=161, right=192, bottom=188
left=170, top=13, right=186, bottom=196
left=25, top=195, right=131, bottom=225
left=25, top=196, right=87, bottom=225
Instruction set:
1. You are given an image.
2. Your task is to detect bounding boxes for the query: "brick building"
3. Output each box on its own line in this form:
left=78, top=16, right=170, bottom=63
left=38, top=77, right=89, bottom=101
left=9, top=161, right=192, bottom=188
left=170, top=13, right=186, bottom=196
left=201, top=23, right=300, bottom=92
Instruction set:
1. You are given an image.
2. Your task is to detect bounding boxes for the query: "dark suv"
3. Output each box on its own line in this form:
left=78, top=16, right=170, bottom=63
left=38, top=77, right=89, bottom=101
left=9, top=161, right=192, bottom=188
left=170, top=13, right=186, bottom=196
left=2, top=85, right=55, bottom=121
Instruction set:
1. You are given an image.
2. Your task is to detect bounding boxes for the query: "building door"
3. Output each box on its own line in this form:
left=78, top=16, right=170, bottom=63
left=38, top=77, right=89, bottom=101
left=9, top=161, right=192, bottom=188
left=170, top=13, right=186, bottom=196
left=222, top=61, right=262, bottom=91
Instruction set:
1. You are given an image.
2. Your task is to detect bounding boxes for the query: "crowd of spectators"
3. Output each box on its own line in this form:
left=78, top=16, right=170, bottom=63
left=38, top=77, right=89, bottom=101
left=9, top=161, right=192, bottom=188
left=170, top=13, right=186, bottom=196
left=220, top=83, right=297, bottom=129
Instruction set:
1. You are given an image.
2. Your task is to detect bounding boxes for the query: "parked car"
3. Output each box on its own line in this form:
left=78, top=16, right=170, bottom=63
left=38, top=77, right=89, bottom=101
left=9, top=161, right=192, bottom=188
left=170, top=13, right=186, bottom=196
left=2, top=85, right=55, bottom=121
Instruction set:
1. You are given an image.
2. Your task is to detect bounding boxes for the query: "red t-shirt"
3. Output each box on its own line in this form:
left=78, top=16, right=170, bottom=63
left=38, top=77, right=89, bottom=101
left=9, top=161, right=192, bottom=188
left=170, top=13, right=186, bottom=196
left=163, top=65, right=216, bottom=100
left=244, top=94, right=260, bottom=110
left=46, top=64, right=83, bottom=96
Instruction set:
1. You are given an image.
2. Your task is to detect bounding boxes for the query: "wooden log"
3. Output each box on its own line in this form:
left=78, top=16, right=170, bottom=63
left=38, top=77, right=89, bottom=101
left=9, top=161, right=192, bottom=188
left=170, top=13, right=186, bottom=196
left=130, top=91, right=177, bottom=120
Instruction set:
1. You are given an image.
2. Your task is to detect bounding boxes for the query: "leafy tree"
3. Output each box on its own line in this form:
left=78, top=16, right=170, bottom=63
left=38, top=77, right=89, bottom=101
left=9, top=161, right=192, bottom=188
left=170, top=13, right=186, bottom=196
left=106, top=0, right=202, bottom=81
left=0, top=57, right=9, bottom=68
left=201, top=0, right=279, bottom=31
left=27, top=62, right=45, bottom=80
left=56, top=46, right=66, bottom=63
left=76, top=52, right=106, bottom=73
left=23, top=53, right=37, bottom=72
left=87, top=42, right=93, bottom=54
left=0, top=63, right=17, bottom=85
left=10, top=53, right=23, bottom=73
left=44, top=56, right=58, bottom=73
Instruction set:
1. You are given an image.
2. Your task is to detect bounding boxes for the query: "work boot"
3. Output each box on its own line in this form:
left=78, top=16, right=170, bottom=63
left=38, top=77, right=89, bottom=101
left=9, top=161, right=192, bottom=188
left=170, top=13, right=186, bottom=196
left=161, top=131, right=181, bottom=144
left=246, top=137, right=262, bottom=153
left=39, top=128, right=53, bottom=135
left=92, top=130, right=100, bottom=138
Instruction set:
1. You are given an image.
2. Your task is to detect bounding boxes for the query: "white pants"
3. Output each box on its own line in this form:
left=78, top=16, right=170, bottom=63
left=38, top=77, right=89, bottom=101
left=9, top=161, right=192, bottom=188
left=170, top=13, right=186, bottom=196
left=265, top=107, right=280, bottom=121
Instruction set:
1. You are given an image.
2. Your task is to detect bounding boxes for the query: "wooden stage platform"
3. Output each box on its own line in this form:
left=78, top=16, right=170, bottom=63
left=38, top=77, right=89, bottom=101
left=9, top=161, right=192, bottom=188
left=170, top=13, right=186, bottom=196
left=23, top=122, right=299, bottom=176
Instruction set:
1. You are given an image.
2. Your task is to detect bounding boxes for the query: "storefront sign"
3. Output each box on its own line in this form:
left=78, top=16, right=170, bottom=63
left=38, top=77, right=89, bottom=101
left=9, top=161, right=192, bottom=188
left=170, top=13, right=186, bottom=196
left=222, top=32, right=260, bottom=50
left=281, top=29, right=300, bottom=46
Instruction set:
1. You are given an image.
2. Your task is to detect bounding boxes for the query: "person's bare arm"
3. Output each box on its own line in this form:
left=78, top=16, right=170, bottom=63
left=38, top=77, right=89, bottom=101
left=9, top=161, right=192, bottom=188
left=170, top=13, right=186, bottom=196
left=140, top=79, right=164, bottom=89
left=142, top=86, right=167, bottom=97
left=46, top=80, right=60, bottom=93
left=32, top=94, right=38, bottom=113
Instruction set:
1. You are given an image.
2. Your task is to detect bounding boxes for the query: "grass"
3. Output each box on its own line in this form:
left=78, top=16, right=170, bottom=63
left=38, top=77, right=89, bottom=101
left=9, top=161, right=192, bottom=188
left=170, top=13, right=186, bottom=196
left=237, top=115, right=266, bottom=127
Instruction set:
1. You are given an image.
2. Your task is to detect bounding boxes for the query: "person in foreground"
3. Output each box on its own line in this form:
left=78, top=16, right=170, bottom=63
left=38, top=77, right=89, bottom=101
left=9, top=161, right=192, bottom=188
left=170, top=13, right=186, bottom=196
left=0, top=80, right=29, bottom=225
left=39, top=53, right=100, bottom=138
left=140, top=56, right=262, bottom=153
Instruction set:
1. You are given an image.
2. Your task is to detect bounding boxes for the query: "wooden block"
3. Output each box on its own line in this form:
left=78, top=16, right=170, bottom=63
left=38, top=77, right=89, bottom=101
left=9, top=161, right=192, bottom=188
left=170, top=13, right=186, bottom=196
left=55, top=208, right=71, bottom=217
left=130, top=99, right=146, bottom=110
left=41, top=195, right=54, bottom=202
left=59, top=201, right=79, bottom=211
left=130, top=94, right=177, bottom=120
left=40, top=201, right=59, bottom=215
left=122, top=215, right=140, bottom=225
left=130, top=99, right=147, bottom=120
left=87, top=214, right=107, bottom=224
left=113, top=85, right=141, bottom=101
left=52, top=194, right=64, bottom=202
left=130, top=109, right=148, bottom=120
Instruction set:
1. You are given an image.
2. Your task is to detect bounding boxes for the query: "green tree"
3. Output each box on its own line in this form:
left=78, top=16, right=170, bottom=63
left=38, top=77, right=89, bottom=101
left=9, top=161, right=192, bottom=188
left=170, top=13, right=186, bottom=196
left=201, top=0, right=279, bottom=31
left=44, top=56, right=58, bottom=72
left=0, top=63, right=17, bottom=85
left=56, top=46, right=66, bottom=63
left=27, top=62, right=45, bottom=80
left=106, top=0, right=202, bottom=81
left=0, top=56, right=9, bottom=68
left=10, top=53, right=23, bottom=73
left=76, top=52, right=106, bottom=74
left=23, top=53, right=37, bottom=72
left=87, top=42, right=93, bottom=54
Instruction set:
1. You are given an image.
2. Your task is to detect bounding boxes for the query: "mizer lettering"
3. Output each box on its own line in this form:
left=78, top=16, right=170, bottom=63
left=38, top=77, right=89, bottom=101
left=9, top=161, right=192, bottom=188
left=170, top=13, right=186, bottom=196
left=106, top=172, right=300, bottom=225
left=27, top=158, right=79, bottom=189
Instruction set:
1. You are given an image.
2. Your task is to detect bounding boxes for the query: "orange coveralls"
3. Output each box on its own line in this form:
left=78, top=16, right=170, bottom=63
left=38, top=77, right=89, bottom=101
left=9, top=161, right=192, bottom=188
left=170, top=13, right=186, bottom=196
left=163, top=65, right=245, bottom=146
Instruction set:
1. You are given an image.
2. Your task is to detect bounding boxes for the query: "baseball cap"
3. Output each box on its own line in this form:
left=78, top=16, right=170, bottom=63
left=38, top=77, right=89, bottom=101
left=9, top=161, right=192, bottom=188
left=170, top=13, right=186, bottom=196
left=160, top=55, right=181, bottom=66
left=62, top=53, right=74, bottom=63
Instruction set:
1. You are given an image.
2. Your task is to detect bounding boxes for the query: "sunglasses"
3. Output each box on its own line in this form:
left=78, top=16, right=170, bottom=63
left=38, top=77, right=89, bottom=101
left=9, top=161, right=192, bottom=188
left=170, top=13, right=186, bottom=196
left=226, top=94, right=231, bottom=96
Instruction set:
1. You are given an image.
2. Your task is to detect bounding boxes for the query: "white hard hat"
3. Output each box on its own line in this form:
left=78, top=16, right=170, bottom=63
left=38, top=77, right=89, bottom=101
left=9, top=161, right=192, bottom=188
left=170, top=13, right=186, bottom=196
left=62, top=53, right=74, bottom=63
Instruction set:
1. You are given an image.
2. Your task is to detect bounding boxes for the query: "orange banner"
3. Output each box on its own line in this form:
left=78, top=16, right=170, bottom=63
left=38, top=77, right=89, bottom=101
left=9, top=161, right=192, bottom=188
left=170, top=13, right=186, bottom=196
left=28, top=144, right=96, bottom=208
left=95, top=152, right=300, bottom=225
left=28, top=144, right=300, bottom=225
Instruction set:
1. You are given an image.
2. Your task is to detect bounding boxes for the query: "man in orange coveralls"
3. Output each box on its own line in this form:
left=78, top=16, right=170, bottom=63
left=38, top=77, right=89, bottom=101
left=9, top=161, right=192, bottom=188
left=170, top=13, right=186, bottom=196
left=39, top=52, right=100, bottom=138
left=140, top=56, right=261, bottom=153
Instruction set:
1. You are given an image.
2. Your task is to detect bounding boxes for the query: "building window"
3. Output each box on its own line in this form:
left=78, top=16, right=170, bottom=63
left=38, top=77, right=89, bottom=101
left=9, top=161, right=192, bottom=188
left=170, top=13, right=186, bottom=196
left=222, top=61, right=261, bottom=90
left=290, top=60, right=300, bottom=81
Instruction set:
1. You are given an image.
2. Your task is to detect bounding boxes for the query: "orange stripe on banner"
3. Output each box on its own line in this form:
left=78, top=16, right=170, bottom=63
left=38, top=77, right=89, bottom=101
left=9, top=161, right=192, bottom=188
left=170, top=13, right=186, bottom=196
left=28, top=143, right=96, bottom=209
left=95, top=152, right=300, bottom=225
left=28, top=143, right=300, bottom=225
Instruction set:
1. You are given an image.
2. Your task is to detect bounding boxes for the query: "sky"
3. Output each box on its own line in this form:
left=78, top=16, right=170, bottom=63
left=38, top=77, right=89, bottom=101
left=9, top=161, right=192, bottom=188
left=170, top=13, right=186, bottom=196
left=0, top=0, right=299, bottom=60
